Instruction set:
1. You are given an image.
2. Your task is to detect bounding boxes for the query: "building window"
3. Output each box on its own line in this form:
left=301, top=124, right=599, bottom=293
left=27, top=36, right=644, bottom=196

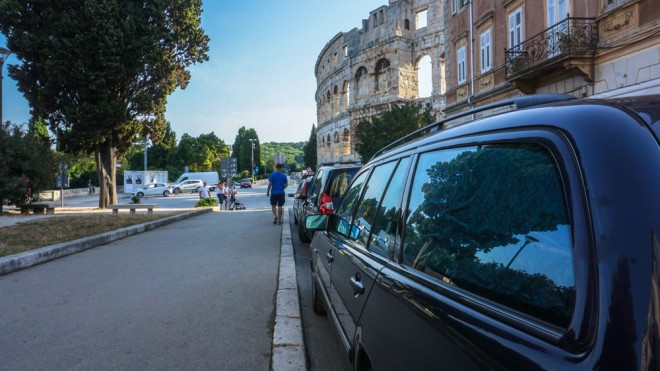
left=480, top=29, right=492, bottom=73
left=452, top=0, right=468, bottom=14
left=416, top=9, right=428, bottom=29
left=404, top=19, right=410, bottom=30
left=373, top=13, right=378, bottom=28
left=509, top=7, right=524, bottom=51
left=457, top=46, right=467, bottom=84
left=605, top=0, right=631, bottom=11
left=343, top=45, right=348, bottom=58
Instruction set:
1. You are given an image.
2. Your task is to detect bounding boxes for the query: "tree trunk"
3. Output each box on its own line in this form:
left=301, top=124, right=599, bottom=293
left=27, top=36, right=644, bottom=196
left=95, top=141, right=117, bottom=208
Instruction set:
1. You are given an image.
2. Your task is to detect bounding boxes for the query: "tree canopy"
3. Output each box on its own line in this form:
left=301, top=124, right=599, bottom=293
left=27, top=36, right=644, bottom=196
left=355, top=105, right=435, bottom=162
left=0, top=0, right=210, bottom=207
left=302, top=124, right=317, bottom=170
left=0, top=121, right=56, bottom=211
left=231, top=127, right=260, bottom=173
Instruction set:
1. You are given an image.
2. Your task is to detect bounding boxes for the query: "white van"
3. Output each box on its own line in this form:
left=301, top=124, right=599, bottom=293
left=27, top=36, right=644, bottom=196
left=173, top=172, right=219, bottom=191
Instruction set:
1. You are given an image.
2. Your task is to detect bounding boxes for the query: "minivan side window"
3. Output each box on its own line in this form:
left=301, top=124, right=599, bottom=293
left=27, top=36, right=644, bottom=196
left=309, top=170, right=324, bottom=200
left=352, top=161, right=398, bottom=249
left=367, top=157, right=410, bottom=258
left=402, top=143, right=575, bottom=327
left=335, top=171, right=369, bottom=238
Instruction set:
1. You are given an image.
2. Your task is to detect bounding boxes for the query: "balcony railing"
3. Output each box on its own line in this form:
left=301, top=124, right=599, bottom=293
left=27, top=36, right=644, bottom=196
left=505, top=17, right=597, bottom=78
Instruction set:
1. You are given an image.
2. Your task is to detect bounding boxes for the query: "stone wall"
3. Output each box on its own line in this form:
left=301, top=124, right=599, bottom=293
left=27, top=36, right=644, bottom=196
left=315, top=0, right=445, bottom=165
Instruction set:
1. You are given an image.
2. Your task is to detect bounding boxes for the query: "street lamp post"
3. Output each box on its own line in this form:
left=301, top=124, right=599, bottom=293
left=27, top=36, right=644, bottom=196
left=249, top=139, right=255, bottom=183
left=0, top=47, right=13, bottom=124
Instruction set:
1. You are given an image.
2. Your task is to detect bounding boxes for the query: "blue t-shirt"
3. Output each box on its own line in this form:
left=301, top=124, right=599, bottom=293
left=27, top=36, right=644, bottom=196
left=268, top=171, right=288, bottom=195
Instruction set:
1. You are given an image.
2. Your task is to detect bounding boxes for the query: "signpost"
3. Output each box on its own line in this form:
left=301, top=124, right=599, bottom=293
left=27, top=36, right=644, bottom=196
left=58, top=162, right=69, bottom=207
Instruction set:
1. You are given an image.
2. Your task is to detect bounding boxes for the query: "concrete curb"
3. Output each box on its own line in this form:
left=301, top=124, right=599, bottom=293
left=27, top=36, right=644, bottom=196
left=272, top=210, right=306, bottom=371
left=0, top=208, right=212, bottom=276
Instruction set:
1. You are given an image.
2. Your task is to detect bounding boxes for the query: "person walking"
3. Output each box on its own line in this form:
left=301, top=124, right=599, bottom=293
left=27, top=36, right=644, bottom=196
left=216, top=181, right=225, bottom=210
left=87, top=179, right=95, bottom=194
left=267, top=163, right=288, bottom=225
left=199, top=182, right=210, bottom=199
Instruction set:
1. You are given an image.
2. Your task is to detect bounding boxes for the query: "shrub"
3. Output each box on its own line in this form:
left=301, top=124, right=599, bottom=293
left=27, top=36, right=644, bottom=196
left=195, top=197, right=217, bottom=207
left=131, top=195, right=141, bottom=204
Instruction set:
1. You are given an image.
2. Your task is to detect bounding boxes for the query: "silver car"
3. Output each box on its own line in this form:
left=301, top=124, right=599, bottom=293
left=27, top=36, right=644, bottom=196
left=132, top=183, right=172, bottom=198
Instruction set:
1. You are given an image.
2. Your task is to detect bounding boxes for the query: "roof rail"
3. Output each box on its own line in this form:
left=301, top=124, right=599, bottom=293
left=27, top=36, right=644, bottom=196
left=370, top=94, right=576, bottom=161
left=317, top=161, right=362, bottom=167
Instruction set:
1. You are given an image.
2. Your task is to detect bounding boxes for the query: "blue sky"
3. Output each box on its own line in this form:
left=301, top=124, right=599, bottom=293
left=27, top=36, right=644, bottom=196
left=1, top=1, right=386, bottom=145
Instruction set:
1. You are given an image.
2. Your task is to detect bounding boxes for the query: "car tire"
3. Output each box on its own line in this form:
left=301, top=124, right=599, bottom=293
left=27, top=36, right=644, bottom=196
left=312, top=273, right=326, bottom=315
left=163, top=190, right=170, bottom=197
left=298, top=220, right=310, bottom=243
left=174, top=188, right=181, bottom=194
left=137, top=192, right=144, bottom=198
left=294, top=213, right=298, bottom=225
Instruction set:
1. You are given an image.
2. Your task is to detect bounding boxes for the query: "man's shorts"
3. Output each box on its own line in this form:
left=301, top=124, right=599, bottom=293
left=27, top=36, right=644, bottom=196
left=270, top=193, right=285, bottom=206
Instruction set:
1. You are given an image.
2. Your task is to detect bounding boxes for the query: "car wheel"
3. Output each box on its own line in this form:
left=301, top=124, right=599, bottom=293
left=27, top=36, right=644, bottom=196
left=294, top=213, right=298, bottom=225
left=298, top=220, right=310, bottom=243
left=163, top=190, right=170, bottom=197
left=137, top=192, right=144, bottom=198
left=174, top=188, right=181, bottom=194
left=311, top=273, right=326, bottom=315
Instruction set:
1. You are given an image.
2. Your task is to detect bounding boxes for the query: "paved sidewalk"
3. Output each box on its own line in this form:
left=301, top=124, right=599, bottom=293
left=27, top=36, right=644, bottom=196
left=0, top=206, right=305, bottom=370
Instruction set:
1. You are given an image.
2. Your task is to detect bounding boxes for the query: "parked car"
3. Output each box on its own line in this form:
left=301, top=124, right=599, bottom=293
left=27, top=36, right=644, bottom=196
left=297, top=164, right=361, bottom=243
left=306, top=94, right=660, bottom=370
left=132, top=183, right=172, bottom=198
left=288, top=174, right=314, bottom=225
left=240, top=178, right=252, bottom=188
left=172, top=179, right=203, bottom=194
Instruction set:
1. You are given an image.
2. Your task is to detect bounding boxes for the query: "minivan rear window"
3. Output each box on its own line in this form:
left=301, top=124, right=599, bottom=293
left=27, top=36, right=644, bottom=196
left=402, top=143, right=575, bottom=328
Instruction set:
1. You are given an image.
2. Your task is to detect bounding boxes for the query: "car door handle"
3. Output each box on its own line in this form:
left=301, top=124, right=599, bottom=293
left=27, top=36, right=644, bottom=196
left=350, top=275, right=365, bottom=295
left=325, top=250, right=334, bottom=263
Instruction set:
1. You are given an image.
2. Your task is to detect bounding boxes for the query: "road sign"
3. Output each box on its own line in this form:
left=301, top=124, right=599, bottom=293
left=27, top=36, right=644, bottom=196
left=274, top=154, right=285, bottom=164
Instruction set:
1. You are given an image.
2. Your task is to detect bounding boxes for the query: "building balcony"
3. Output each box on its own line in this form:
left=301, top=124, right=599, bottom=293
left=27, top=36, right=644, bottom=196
left=505, top=17, right=598, bottom=93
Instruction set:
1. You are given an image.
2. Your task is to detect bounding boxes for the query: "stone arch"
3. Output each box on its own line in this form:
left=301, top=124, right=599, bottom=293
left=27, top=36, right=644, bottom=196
left=375, top=58, right=391, bottom=92
left=326, top=90, right=332, bottom=117
left=439, top=56, right=446, bottom=94
left=355, top=66, right=368, bottom=98
left=417, top=55, right=432, bottom=98
left=342, top=80, right=350, bottom=110
left=342, top=128, right=351, bottom=156
left=333, top=85, right=340, bottom=115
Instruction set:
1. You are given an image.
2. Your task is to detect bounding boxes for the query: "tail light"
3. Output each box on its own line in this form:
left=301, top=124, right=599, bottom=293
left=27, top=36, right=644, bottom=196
left=319, top=192, right=334, bottom=214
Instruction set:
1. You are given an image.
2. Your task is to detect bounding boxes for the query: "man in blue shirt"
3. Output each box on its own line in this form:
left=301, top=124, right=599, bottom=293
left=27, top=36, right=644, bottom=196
left=267, top=163, right=288, bottom=225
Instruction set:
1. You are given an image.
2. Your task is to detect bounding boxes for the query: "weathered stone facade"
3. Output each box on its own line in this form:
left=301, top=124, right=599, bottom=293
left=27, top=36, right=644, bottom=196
left=316, top=0, right=660, bottom=164
left=314, top=0, right=445, bottom=165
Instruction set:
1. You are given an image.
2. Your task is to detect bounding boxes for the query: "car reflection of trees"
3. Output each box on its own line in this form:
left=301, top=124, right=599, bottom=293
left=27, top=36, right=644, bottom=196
left=404, top=145, right=575, bottom=327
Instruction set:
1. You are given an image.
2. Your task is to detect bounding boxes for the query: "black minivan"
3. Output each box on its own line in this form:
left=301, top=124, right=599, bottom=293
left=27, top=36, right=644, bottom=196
left=307, top=94, right=660, bottom=370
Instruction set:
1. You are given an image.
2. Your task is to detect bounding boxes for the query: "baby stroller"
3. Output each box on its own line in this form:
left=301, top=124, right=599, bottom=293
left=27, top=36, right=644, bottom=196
left=229, top=194, right=246, bottom=210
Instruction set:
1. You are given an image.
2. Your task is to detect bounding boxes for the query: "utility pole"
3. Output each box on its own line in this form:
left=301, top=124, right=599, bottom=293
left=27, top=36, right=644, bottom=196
left=249, top=139, right=255, bottom=183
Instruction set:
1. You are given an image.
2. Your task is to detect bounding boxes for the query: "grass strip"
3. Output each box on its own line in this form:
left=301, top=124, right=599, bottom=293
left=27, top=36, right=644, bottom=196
left=0, top=212, right=183, bottom=257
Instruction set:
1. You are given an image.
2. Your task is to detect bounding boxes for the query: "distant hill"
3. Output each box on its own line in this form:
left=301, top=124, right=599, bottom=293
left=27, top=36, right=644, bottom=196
left=261, top=142, right=305, bottom=172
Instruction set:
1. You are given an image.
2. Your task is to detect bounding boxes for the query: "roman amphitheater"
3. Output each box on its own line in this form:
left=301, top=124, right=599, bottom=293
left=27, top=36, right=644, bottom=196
left=315, top=0, right=444, bottom=165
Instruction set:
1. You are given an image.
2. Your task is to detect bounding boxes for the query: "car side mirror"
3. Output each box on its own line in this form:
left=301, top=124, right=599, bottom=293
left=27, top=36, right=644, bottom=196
left=305, top=214, right=331, bottom=232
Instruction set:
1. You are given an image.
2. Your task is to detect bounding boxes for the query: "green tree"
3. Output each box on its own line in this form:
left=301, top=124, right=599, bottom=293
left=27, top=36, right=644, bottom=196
left=27, top=117, right=50, bottom=145
left=0, top=0, right=210, bottom=208
left=355, top=105, right=435, bottom=162
left=0, top=121, right=56, bottom=211
left=303, top=124, right=317, bottom=170
left=262, top=142, right=304, bottom=174
left=231, top=127, right=260, bottom=173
